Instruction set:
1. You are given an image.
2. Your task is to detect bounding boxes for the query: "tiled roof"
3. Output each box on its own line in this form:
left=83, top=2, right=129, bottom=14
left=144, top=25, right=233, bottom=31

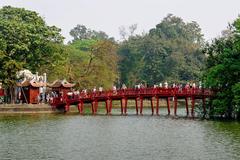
left=47, top=79, right=75, bottom=88
left=16, top=80, right=46, bottom=87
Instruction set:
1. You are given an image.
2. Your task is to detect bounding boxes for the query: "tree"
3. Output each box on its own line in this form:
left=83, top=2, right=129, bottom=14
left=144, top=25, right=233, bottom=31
left=0, top=6, right=64, bottom=102
left=70, top=25, right=88, bottom=41
left=129, top=24, right=138, bottom=36
left=149, top=14, right=203, bottom=43
left=118, top=35, right=146, bottom=86
left=38, top=43, right=71, bottom=82
left=66, top=39, right=119, bottom=89
left=88, top=40, right=119, bottom=88
left=68, top=24, right=119, bottom=89
left=203, top=17, right=240, bottom=119
left=119, top=24, right=138, bottom=40
left=70, top=24, right=113, bottom=42
left=118, top=14, right=205, bottom=86
left=135, top=35, right=167, bottom=85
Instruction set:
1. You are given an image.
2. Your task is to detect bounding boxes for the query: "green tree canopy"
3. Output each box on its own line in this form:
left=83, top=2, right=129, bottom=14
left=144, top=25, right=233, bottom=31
left=70, top=24, right=114, bottom=42
left=60, top=38, right=119, bottom=89
left=149, top=14, right=203, bottom=43
left=118, top=14, right=205, bottom=87
left=0, top=6, right=64, bottom=87
left=203, top=17, right=240, bottom=119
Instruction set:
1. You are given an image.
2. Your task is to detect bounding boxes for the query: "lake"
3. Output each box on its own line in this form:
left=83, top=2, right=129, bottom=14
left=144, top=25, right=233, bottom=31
left=0, top=108, right=240, bottom=160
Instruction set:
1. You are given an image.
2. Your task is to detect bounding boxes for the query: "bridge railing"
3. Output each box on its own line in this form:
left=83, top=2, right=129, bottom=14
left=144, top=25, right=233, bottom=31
left=51, top=87, right=214, bottom=106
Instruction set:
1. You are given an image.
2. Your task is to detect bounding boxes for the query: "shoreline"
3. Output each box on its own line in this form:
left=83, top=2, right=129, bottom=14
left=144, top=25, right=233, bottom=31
left=0, top=104, right=55, bottom=114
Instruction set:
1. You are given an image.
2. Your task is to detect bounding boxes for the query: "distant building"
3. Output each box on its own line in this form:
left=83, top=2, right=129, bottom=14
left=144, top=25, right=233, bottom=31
left=47, top=79, right=75, bottom=97
left=16, top=80, right=46, bottom=104
left=16, top=69, right=47, bottom=104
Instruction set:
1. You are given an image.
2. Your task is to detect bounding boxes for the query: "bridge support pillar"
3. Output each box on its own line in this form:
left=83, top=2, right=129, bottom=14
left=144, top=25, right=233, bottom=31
left=156, top=97, right=159, bottom=116
left=167, top=97, right=170, bottom=115
left=124, top=98, right=128, bottom=115
left=64, top=104, right=70, bottom=112
left=105, top=100, right=109, bottom=115
left=185, top=97, right=189, bottom=116
left=140, top=97, right=143, bottom=115
left=77, top=102, right=84, bottom=114
left=191, top=97, right=195, bottom=117
left=135, top=98, right=138, bottom=115
left=94, top=101, right=98, bottom=113
left=91, top=102, right=95, bottom=115
left=174, top=96, right=178, bottom=116
left=51, top=105, right=56, bottom=111
left=108, top=99, right=112, bottom=115
left=120, top=99, right=123, bottom=115
left=202, top=97, right=206, bottom=117
left=151, top=97, right=154, bottom=115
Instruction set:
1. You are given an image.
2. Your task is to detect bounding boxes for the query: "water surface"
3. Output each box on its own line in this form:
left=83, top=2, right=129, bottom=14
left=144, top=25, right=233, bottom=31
left=0, top=108, right=240, bottom=160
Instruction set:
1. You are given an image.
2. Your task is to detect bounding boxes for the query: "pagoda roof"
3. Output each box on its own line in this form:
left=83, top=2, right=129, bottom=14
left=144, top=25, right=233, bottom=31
left=47, top=79, right=75, bottom=88
left=16, top=80, right=46, bottom=87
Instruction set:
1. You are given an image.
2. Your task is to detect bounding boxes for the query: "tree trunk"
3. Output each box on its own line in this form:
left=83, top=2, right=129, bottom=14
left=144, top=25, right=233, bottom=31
left=9, top=86, right=16, bottom=104
left=237, top=111, right=240, bottom=120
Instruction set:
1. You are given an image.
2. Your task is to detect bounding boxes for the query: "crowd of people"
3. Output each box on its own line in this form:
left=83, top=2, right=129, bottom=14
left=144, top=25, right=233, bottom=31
left=47, top=81, right=204, bottom=103
left=63, top=81, right=202, bottom=98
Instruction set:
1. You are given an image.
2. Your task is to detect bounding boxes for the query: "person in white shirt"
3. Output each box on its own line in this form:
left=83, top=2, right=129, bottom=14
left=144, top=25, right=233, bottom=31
left=122, top=84, right=127, bottom=90
left=164, top=81, right=168, bottom=88
left=159, top=83, right=163, bottom=88
left=93, top=87, right=96, bottom=93
left=99, top=86, right=103, bottom=92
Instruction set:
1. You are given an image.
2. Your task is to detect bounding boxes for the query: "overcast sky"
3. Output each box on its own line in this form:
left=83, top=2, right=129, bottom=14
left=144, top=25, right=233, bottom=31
left=1, top=0, right=240, bottom=42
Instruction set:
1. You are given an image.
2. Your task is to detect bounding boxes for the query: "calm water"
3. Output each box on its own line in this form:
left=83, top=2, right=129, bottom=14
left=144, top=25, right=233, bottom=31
left=0, top=108, right=240, bottom=160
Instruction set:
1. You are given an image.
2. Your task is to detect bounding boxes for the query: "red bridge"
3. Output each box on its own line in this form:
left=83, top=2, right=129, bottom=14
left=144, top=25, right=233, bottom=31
left=51, top=87, right=214, bottom=117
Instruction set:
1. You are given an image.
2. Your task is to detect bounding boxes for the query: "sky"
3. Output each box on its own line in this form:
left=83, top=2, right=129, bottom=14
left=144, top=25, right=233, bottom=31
left=0, top=0, right=240, bottom=43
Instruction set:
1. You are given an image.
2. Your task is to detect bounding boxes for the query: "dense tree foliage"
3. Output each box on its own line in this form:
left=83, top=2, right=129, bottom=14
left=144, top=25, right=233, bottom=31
left=64, top=24, right=119, bottom=89
left=70, top=24, right=114, bottom=42
left=0, top=6, right=64, bottom=82
left=203, top=17, right=240, bottom=119
left=69, top=39, right=119, bottom=89
left=0, top=6, right=64, bottom=101
left=118, top=14, right=205, bottom=87
left=48, top=38, right=119, bottom=89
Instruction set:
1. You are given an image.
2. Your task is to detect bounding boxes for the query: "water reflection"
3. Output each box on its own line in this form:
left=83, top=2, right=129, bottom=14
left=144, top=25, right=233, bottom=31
left=0, top=109, right=240, bottom=160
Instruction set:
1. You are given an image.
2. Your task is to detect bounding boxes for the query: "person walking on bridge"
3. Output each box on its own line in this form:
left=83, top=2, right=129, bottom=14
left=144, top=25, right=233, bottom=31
left=99, top=86, right=103, bottom=95
left=122, top=84, right=127, bottom=90
left=164, top=81, right=168, bottom=88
